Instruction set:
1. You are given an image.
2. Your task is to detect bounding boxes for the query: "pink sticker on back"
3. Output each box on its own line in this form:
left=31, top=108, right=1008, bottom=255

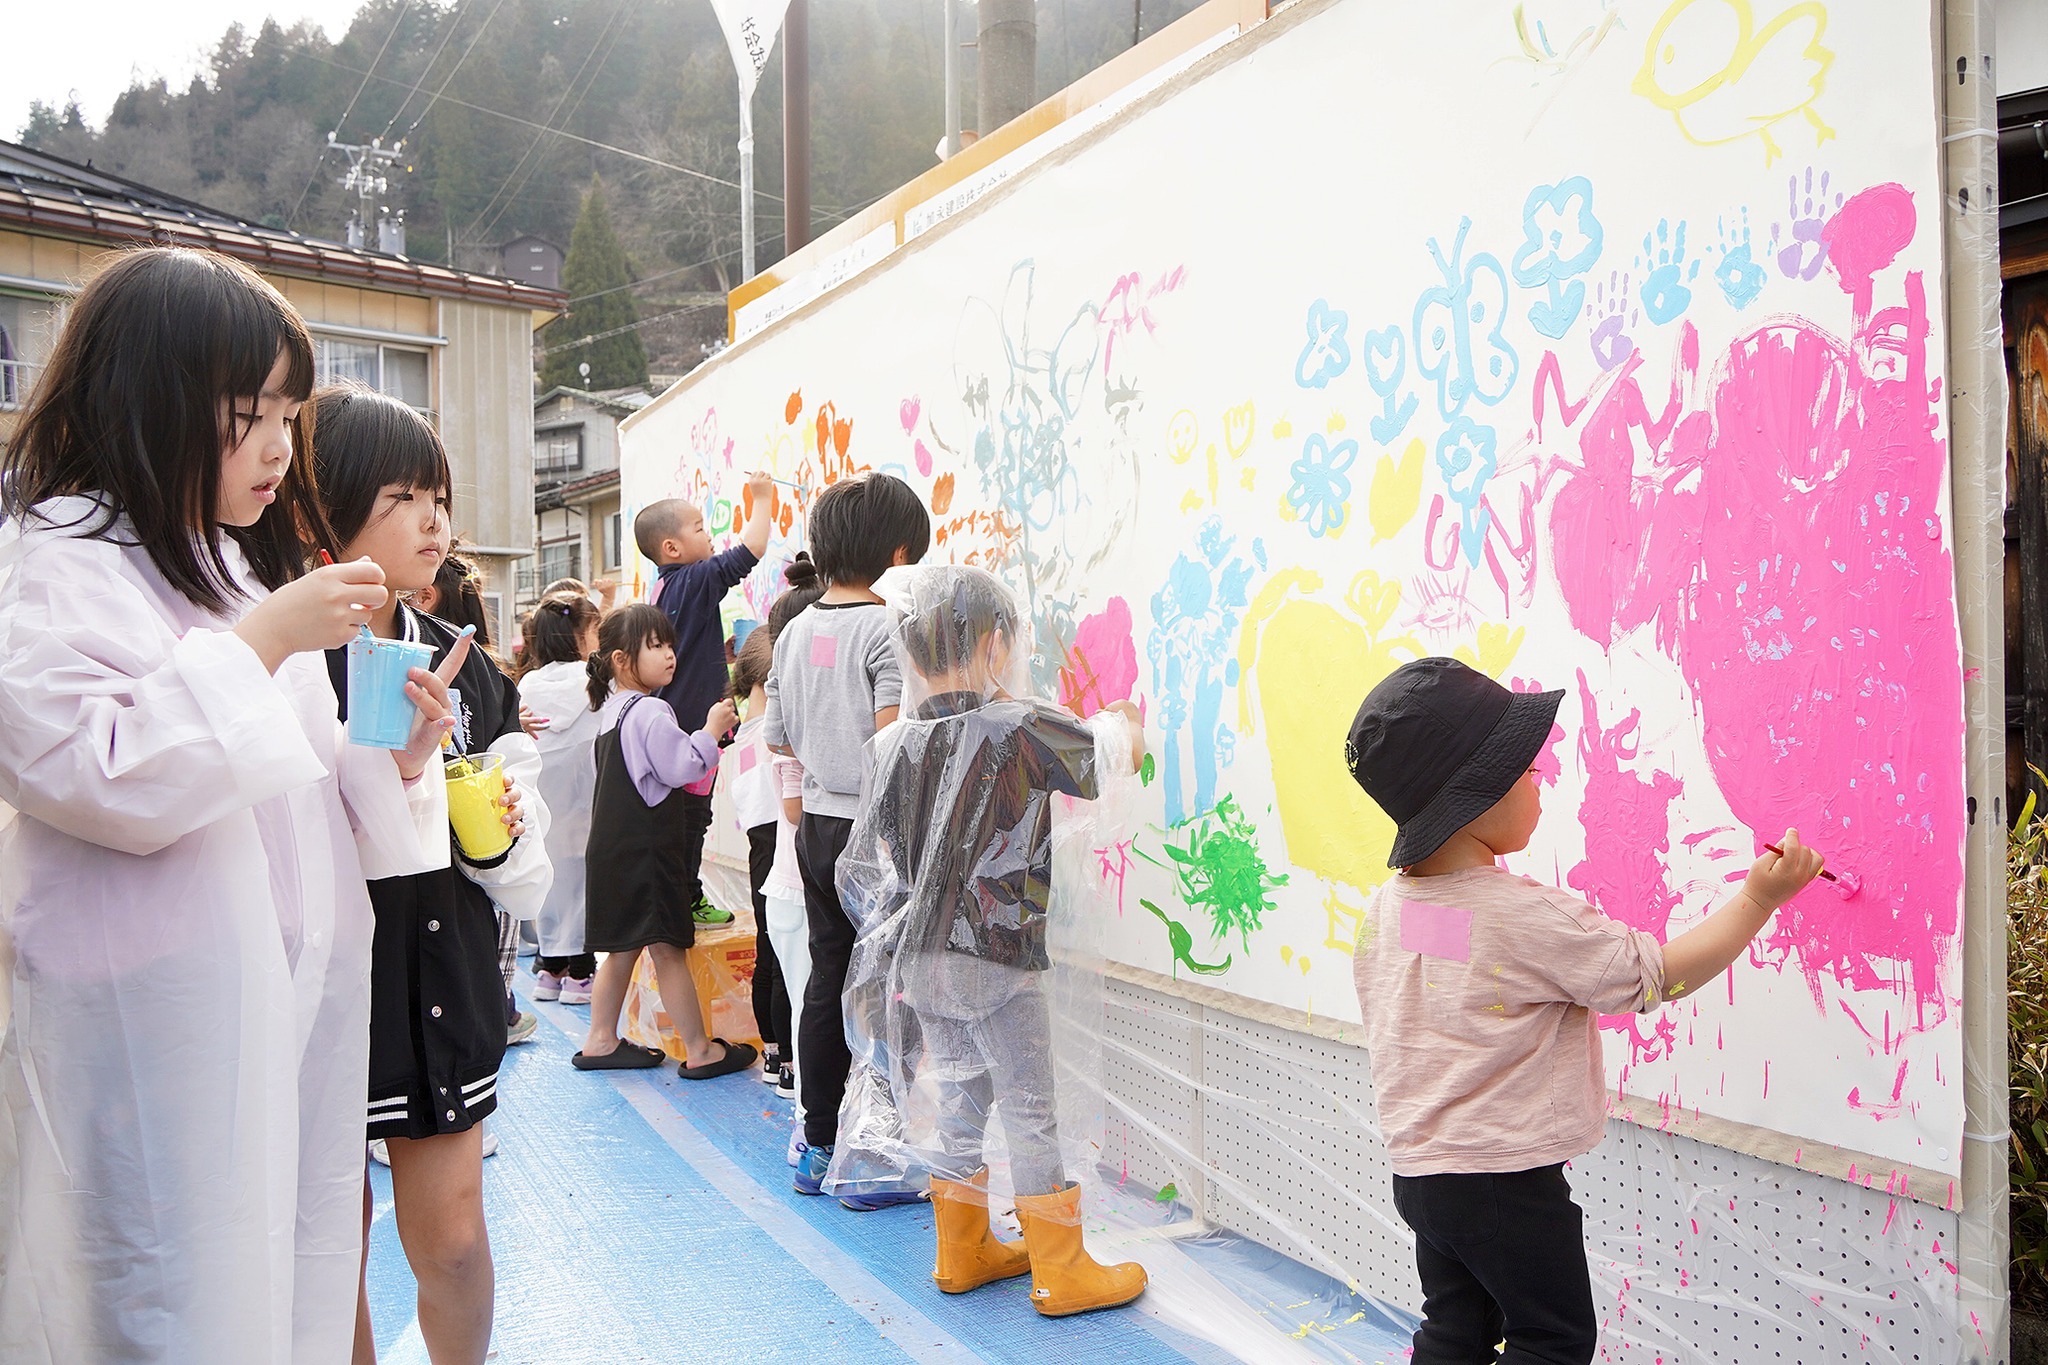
left=810, top=634, right=840, bottom=668
left=1400, top=901, right=1474, bottom=963
left=738, top=747, right=759, bottom=773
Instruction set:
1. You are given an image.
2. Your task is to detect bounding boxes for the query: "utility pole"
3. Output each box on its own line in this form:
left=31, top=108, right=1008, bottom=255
left=942, top=0, right=962, bottom=159
left=978, top=0, right=1037, bottom=138
left=329, top=134, right=407, bottom=254
left=782, top=0, right=812, bottom=255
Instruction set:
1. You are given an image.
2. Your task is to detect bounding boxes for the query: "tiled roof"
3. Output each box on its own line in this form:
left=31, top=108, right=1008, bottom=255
left=0, top=140, right=566, bottom=311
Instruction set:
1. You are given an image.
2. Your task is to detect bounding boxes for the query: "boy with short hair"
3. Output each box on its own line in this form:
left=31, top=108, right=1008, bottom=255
left=762, top=472, right=930, bottom=1206
left=1345, top=657, right=1824, bottom=1365
left=635, top=474, right=774, bottom=925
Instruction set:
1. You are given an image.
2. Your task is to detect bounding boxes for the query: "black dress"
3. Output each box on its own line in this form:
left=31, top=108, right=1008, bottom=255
left=585, top=693, right=699, bottom=953
left=326, top=605, right=520, bottom=1140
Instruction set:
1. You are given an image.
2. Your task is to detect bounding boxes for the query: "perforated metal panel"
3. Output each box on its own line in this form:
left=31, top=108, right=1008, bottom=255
left=1092, top=977, right=1969, bottom=1363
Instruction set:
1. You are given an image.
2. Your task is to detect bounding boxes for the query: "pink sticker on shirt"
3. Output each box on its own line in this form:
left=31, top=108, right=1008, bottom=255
left=738, top=747, right=759, bottom=773
left=1400, top=901, right=1474, bottom=963
left=810, top=634, right=839, bottom=668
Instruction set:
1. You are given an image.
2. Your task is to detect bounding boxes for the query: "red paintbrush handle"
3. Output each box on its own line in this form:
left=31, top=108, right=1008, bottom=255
left=1764, top=842, right=1838, bottom=882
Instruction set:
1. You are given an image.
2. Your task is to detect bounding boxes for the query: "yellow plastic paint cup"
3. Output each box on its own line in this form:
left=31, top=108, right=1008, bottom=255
left=445, top=752, right=512, bottom=861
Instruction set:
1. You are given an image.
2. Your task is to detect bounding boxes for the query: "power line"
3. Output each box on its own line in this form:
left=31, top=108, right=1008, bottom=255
left=286, top=0, right=413, bottom=228
left=400, top=0, right=513, bottom=140
left=469, top=1, right=627, bottom=243
left=538, top=301, right=724, bottom=356
left=302, top=49, right=764, bottom=197
left=333, top=0, right=412, bottom=143
left=377, top=0, right=464, bottom=141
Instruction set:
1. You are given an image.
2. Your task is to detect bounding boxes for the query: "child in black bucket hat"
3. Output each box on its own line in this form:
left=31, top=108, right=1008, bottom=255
left=1345, top=657, right=1824, bottom=1364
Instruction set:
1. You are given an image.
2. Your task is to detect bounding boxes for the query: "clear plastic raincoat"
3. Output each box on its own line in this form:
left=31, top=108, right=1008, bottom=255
left=830, top=566, right=1139, bottom=1198
left=515, top=658, right=596, bottom=955
left=0, top=499, right=448, bottom=1364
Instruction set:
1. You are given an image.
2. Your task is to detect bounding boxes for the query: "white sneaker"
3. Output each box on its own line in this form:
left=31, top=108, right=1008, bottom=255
left=369, top=1138, right=390, bottom=1167
left=480, top=1122, right=499, bottom=1159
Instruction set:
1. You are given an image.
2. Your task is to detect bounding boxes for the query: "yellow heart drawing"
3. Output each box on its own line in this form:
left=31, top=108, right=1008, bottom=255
left=1368, top=438, right=1425, bottom=543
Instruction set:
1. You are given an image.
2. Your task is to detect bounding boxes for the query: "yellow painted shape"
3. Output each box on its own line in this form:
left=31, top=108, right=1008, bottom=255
left=1206, top=445, right=1219, bottom=504
left=1367, top=438, right=1425, bottom=544
left=1631, top=0, right=1834, bottom=163
left=1323, top=887, right=1366, bottom=954
left=1168, top=409, right=1200, bottom=464
left=1450, top=621, right=1526, bottom=680
left=1223, top=400, right=1255, bottom=458
left=1272, top=418, right=1293, bottom=439
left=1239, top=467, right=1257, bottom=491
left=1279, top=945, right=1295, bottom=964
left=1238, top=570, right=1420, bottom=893
left=1180, top=490, right=1206, bottom=513
left=1326, top=412, right=1346, bottom=434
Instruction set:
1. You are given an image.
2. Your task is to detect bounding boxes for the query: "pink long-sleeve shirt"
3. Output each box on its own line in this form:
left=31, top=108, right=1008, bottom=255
left=1352, top=864, right=1667, bottom=1177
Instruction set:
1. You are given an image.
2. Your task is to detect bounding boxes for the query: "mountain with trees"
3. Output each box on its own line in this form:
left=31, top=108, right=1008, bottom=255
left=20, top=0, right=1203, bottom=374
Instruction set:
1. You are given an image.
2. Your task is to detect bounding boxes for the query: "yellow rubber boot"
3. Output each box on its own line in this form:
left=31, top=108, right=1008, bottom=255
left=1014, top=1183, right=1147, bottom=1316
left=929, top=1168, right=1031, bottom=1294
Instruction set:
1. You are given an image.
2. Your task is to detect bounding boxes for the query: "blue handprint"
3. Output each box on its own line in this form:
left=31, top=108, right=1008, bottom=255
left=1636, top=220, right=1700, bottom=326
left=1712, top=210, right=1767, bottom=310
left=1362, top=324, right=1417, bottom=443
left=1414, top=218, right=1518, bottom=421
left=1294, top=299, right=1351, bottom=389
left=1511, top=177, right=1604, bottom=340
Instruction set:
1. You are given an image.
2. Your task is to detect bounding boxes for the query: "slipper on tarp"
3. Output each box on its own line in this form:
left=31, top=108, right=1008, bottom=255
left=679, top=1038, right=758, bottom=1081
left=571, top=1042, right=665, bottom=1071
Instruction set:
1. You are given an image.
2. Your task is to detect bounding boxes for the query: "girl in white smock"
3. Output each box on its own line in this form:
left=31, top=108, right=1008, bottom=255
left=515, top=590, right=605, bottom=1000
left=0, top=248, right=455, bottom=1365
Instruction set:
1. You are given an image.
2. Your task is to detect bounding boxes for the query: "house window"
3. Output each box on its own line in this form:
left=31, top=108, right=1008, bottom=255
left=0, top=294, right=62, bottom=411
left=537, top=540, right=581, bottom=588
left=314, top=337, right=432, bottom=410
left=537, top=427, right=583, bottom=477
left=604, top=512, right=623, bottom=571
left=382, top=347, right=430, bottom=408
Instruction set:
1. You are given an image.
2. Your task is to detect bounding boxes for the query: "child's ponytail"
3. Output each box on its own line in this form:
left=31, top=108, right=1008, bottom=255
left=585, top=651, right=615, bottom=712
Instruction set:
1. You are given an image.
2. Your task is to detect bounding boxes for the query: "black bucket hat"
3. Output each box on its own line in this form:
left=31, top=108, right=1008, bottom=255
left=1344, top=657, right=1564, bottom=868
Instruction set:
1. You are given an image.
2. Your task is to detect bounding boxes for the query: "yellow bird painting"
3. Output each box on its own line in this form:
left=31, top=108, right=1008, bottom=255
left=1632, top=0, right=1835, bottom=163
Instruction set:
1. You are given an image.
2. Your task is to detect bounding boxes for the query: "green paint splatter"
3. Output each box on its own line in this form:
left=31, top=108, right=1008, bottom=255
left=1161, top=795, right=1287, bottom=947
left=1141, top=899, right=1232, bottom=977
left=1140, top=752, right=1157, bottom=786
left=1156, top=1182, right=1179, bottom=1202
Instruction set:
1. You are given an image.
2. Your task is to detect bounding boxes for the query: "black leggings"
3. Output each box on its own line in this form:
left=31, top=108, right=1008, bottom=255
left=747, top=823, right=791, bottom=1056
left=796, top=812, right=856, bottom=1148
left=1391, top=1163, right=1599, bottom=1364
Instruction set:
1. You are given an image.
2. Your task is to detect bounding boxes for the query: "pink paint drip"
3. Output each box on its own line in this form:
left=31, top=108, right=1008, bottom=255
left=1546, top=184, right=1963, bottom=1037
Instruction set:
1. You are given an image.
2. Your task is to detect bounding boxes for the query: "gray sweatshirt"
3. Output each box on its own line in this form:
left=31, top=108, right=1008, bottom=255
left=762, top=601, right=902, bottom=818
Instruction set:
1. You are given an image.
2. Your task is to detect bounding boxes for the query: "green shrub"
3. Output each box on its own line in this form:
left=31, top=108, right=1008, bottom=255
left=2012, top=779, right=2048, bottom=1313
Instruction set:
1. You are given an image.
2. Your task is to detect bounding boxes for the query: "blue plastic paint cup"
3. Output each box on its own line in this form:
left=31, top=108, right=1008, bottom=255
left=346, top=629, right=434, bottom=749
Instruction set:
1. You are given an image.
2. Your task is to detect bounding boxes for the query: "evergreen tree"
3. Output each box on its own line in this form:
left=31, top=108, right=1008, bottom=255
left=543, top=177, right=647, bottom=391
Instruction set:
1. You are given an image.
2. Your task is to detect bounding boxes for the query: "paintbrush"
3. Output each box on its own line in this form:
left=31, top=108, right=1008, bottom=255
left=1765, top=842, right=1861, bottom=898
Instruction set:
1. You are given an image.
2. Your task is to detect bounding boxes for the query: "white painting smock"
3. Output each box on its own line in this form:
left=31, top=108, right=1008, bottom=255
left=0, top=498, right=448, bottom=1364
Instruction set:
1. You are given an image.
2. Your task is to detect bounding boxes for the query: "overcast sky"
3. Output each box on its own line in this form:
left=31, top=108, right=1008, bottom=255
left=9, top=1, right=368, bottom=139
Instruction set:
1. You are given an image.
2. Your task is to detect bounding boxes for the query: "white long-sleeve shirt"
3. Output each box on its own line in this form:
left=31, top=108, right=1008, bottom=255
left=0, top=497, right=444, bottom=1365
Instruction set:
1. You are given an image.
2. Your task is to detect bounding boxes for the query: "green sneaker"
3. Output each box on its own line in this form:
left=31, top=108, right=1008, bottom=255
left=691, top=896, right=734, bottom=926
